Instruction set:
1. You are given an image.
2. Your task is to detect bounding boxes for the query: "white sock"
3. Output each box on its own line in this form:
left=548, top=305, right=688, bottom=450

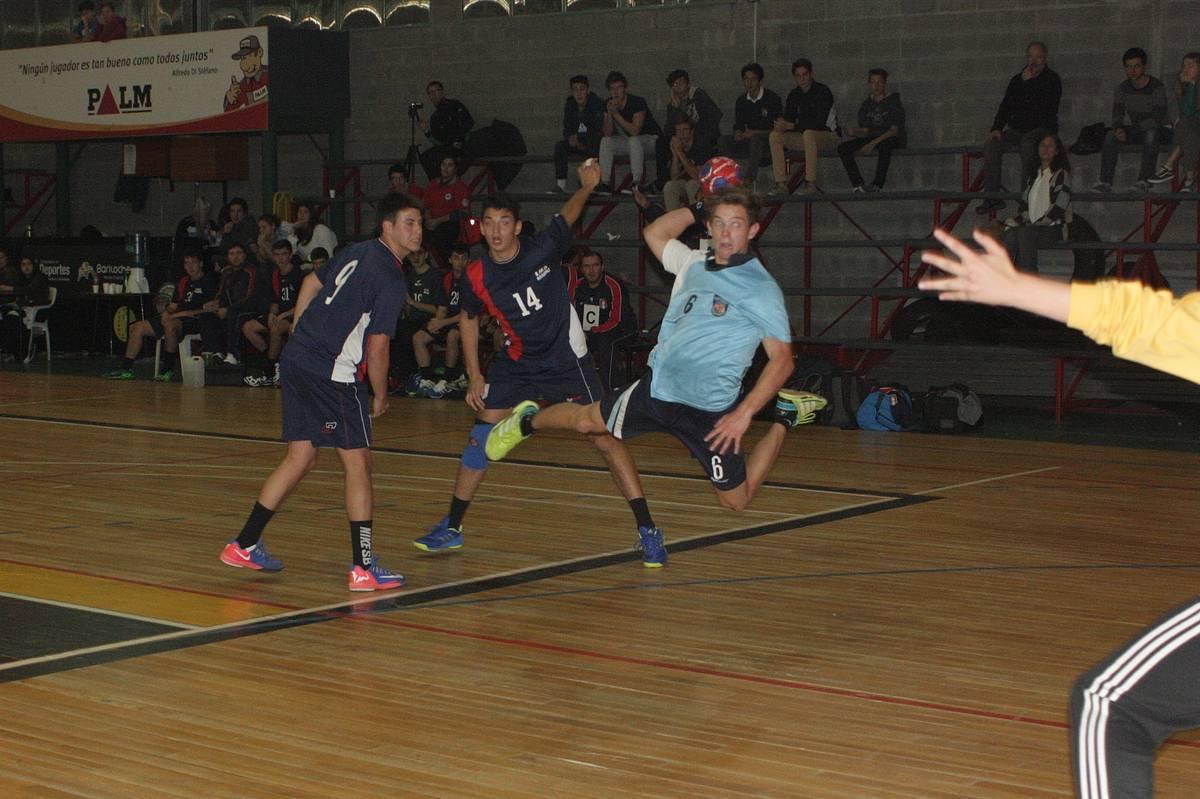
left=556, top=178, right=566, bottom=190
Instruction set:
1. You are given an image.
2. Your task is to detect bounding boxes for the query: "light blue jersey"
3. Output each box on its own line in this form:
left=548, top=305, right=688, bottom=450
left=648, top=240, right=791, bottom=412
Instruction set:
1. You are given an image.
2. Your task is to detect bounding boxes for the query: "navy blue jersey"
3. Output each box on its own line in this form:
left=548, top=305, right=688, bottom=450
left=404, top=265, right=445, bottom=323
left=443, top=269, right=466, bottom=317
left=288, top=239, right=408, bottom=383
left=460, top=215, right=586, bottom=367
left=272, top=267, right=304, bottom=314
left=175, top=271, right=219, bottom=311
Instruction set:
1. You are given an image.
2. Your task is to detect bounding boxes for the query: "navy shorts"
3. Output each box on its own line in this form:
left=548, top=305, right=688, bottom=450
left=280, top=357, right=372, bottom=449
left=148, top=315, right=200, bottom=338
left=601, top=369, right=747, bottom=491
left=483, top=353, right=604, bottom=411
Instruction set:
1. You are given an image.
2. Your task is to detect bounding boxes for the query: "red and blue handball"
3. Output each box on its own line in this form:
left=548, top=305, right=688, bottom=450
left=698, top=156, right=745, bottom=195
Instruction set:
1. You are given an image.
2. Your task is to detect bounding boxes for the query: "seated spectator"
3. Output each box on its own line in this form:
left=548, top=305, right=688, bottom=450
left=424, top=156, right=470, bottom=258
left=1169, top=52, right=1200, bottom=191
left=838, top=68, right=906, bottom=192
left=205, top=242, right=259, bottom=365
left=221, top=197, right=258, bottom=256
left=560, top=244, right=585, bottom=283
left=105, top=252, right=216, bottom=380
left=96, top=2, right=127, bottom=41
left=1001, top=133, right=1072, bottom=272
left=253, top=213, right=285, bottom=270
left=1094, top=48, right=1172, bottom=193
left=396, top=248, right=446, bottom=394
left=555, top=75, right=605, bottom=193
left=598, top=71, right=662, bottom=194
left=412, top=244, right=471, bottom=397
left=1, top=256, right=50, bottom=362
left=569, top=248, right=638, bottom=391
left=71, top=1, right=99, bottom=42
left=174, top=196, right=220, bottom=258
left=663, top=118, right=713, bottom=211
left=768, top=58, right=839, bottom=195
left=419, top=80, right=474, bottom=180
left=307, top=246, right=330, bottom=273
left=978, top=42, right=1062, bottom=214
left=0, top=244, right=16, bottom=300
left=289, top=200, right=339, bottom=264
left=657, top=69, right=722, bottom=190
left=387, top=162, right=424, bottom=199
left=242, top=240, right=302, bottom=387
left=720, top=62, right=782, bottom=187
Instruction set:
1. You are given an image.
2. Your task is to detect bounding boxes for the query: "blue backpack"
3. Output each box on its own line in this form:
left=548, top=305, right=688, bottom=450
left=856, top=385, right=913, bottom=432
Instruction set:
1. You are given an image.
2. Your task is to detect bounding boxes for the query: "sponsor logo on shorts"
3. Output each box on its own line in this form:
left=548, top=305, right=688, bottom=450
left=712, top=295, right=729, bottom=316
left=323, top=421, right=338, bottom=434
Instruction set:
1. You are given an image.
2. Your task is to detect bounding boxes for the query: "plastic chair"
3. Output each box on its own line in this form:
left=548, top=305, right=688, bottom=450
left=154, top=333, right=202, bottom=377
left=22, top=286, right=56, bottom=364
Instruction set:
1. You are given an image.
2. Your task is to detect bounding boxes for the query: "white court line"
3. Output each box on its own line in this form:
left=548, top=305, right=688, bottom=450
left=0, top=463, right=1052, bottom=675
left=916, top=465, right=1059, bottom=495
left=0, top=591, right=197, bottom=630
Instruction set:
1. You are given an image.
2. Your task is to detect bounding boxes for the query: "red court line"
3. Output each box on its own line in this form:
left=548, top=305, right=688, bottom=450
left=352, top=614, right=1200, bottom=749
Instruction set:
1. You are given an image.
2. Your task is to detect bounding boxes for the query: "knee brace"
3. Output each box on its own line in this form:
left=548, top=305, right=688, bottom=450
left=461, top=421, right=494, bottom=471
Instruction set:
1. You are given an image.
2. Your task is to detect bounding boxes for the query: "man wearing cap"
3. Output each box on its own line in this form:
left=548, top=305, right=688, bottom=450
left=225, top=35, right=269, bottom=112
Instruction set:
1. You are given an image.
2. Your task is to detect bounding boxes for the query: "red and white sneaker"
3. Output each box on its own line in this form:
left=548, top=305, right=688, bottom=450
left=220, top=540, right=283, bottom=571
left=348, top=563, right=406, bottom=592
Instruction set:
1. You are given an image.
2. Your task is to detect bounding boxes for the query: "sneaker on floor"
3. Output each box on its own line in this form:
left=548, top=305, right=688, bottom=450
left=243, top=373, right=274, bottom=387
left=1091, top=181, right=1112, bottom=193
left=154, top=369, right=175, bottom=383
left=220, top=540, right=284, bottom=571
left=427, top=379, right=448, bottom=399
left=851, top=184, right=865, bottom=194
left=413, top=517, right=464, bottom=552
left=1147, top=165, right=1175, bottom=184
left=416, top=378, right=438, bottom=398
left=104, top=368, right=135, bottom=380
left=448, top=374, right=469, bottom=392
left=638, top=526, right=668, bottom=568
left=222, top=352, right=240, bottom=366
left=775, top=388, right=828, bottom=428
left=485, top=399, right=539, bottom=461
left=403, top=372, right=422, bottom=397
left=1133, top=179, right=1151, bottom=193
left=348, top=562, right=406, bottom=592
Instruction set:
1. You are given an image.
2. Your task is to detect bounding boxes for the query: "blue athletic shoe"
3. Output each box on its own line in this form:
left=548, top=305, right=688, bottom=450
left=220, top=539, right=284, bottom=571
left=403, top=372, right=422, bottom=397
left=348, top=562, right=406, bottom=591
left=638, top=526, right=667, bottom=568
left=413, top=517, right=464, bottom=552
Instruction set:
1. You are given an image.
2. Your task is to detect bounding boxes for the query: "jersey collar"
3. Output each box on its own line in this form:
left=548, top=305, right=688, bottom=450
left=705, top=249, right=755, bottom=271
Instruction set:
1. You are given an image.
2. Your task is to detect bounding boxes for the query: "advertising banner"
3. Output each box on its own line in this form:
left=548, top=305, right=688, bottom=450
left=0, top=27, right=270, bottom=141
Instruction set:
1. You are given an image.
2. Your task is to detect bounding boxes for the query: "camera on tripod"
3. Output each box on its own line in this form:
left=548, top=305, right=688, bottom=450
left=407, top=102, right=423, bottom=120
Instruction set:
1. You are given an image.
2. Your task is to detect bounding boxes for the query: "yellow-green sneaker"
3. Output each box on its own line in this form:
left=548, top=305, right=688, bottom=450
left=775, top=389, right=828, bottom=428
left=485, top=400, right=539, bottom=461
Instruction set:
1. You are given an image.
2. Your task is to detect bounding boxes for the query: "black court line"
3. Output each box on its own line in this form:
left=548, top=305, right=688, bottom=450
left=0, top=412, right=912, bottom=499
left=0, top=494, right=932, bottom=684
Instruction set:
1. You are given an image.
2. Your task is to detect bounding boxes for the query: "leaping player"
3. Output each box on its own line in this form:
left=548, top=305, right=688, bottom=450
left=486, top=186, right=826, bottom=522
left=413, top=161, right=668, bottom=567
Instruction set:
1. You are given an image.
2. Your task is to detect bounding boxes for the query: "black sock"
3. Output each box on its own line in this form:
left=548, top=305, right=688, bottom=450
left=446, top=365, right=463, bottom=380
left=236, top=502, right=274, bottom=548
left=121, top=357, right=135, bottom=369
left=351, top=520, right=373, bottom=568
left=448, top=496, right=470, bottom=530
left=629, top=497, right=654, bottom=530
left=419, top=366, right=437, bottom=379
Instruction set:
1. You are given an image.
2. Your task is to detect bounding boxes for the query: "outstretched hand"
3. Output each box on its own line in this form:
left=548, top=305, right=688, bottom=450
left=577, top=159, right=601, bottom=191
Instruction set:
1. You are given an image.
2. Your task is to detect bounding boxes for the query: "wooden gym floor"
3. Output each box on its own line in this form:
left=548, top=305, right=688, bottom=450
left=1, top=371, right=1199, bottom=797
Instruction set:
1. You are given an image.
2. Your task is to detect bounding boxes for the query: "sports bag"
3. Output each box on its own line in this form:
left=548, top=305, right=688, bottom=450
left=856, top=384, right=913, bottom=432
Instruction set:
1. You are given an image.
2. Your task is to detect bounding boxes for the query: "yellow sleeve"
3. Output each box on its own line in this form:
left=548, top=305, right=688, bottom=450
left=1068, top=281, right=1200, bottom=384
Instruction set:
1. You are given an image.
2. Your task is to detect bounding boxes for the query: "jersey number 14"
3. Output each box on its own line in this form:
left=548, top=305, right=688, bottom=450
left=512, top=287, right=543, bottom=317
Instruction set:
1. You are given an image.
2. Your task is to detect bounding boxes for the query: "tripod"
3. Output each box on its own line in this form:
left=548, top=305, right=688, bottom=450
left=402, top=107, right=422, bottom=184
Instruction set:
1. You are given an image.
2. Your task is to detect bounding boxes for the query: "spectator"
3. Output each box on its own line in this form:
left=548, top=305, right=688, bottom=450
left=1, top=256, right=49, bottom=362
left=424, top=155, right=470, bottom=258
left=568, top=248, right=638, bottom=391
left=221, top=197, right=258, bottom=256
left=72, top=1, right=99, bottom=42
left=104, top=252, right=217, bottom=380
left=1171, top=51, right=1200, bottom=191
left=768, top=58, right=839, bottom=196
left=242, top=240, right=302, bottom=387
left=837, top=68, right=906, bottom=193
left=656, top=69, right=722, bottom=189
left=554, top=75, right=605, bottom=193
left=307, top=246, right=330, bottom=273
left=598, top=71, right=662, bottom=194
left=253, top=213, right=286, bottom=269
left=96, top=2, right=127, bottom=42
left=1094, top=48, right=1172, bottom=193
left=1001, top=133, right=1073, bottom=272
left=205, top=242, right=258, bottom=365
left=413, top=244, right=471, bottom=397
left=419, top=80, right=474, bottom=180
left=387, top=162, right=423, bottom=200
left=662, top=118, right=713, bottom=211
left=978, top=41, right=1062, bottom=214
left=290, top=201, right=339, bottom=264
left=396, top=248, right=446, bottom=394
left=0, top=244, right=17, bottom=298
left=720, top=62, right=783, bottom=187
